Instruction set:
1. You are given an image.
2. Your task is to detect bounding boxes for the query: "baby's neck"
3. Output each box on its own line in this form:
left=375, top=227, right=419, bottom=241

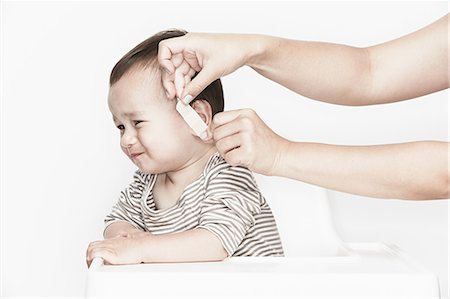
left=160, top=146, right=217, bottom=188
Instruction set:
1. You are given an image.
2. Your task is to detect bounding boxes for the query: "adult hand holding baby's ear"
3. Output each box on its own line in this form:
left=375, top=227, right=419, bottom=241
left=160, top=50, right=197, bottom=101
left=212, top=109, right=290, bottom=176
left=158, top=33, right=254, bottom=103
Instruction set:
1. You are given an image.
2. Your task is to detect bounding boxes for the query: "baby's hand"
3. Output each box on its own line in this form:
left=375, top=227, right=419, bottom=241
left=86, top=232, right=151, bottom=267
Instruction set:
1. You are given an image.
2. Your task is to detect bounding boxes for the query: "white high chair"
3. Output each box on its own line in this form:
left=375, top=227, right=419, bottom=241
left=85, top=175, right=440, bottom=298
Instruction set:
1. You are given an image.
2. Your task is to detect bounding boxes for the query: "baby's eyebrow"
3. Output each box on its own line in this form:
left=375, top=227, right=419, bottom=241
left=112, top=111, right=146, bottom=122
left=123, top=111, right=145, bottom=118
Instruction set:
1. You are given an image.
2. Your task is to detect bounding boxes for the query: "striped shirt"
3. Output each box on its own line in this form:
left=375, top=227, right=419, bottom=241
left=105, top=152, right=284, bottom=257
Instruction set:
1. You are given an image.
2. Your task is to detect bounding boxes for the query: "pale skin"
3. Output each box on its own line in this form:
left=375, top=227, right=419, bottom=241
left=158, top=14, right=450, bottom=200
left=86, top=67, right=227, bottom=267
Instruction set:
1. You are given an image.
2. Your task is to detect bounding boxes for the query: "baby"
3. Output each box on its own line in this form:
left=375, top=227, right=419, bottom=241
left=86, top=30, right=283, bottom=266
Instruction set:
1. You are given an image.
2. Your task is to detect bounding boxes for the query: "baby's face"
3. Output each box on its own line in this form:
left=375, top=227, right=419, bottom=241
left=108, top=67, right=203, bottom=174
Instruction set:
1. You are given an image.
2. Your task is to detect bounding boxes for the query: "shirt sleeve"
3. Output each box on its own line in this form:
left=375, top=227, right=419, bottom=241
left=104, top=170, right=149, bottom=233
left=198, top=164, right=262, bottom=256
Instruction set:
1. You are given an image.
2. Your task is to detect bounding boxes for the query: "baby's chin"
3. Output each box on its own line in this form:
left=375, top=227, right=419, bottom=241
left=136, top=164, right=162, bottom=175
left=134, top=160, right=173, bottom=175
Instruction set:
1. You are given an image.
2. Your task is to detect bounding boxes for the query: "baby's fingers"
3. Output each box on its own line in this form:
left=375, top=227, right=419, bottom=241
left=88, top=257, right=104, bottom=270
left=86, top=246, right=116, bottom=268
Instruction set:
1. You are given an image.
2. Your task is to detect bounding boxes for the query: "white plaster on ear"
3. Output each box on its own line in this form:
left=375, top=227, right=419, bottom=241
left=176, top=99, right=208, bottom=140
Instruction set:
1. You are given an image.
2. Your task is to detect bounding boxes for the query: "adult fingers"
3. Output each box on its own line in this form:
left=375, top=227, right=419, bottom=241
left=181, top=66, right=219, bottom=103
left=183, top=49, right=202, bottom=72
left=181, top=69, right=196, bottom=97
left=171, top=53, right=184, bottom=68
left=158, top=36, right=186, bottom=74
left=184, top=75, right=191, bottom=85
left=212, top=109, right=252, bottom=128
left=158, top=45, right=175, bottom=75
left=187, top=68, right=196, bottom=78
left=215, top=134, right=242, bottom=158
left=223, top=146, right=252, bottom=168
left=174, top=68, right=185, bottom=99
left=174, top=60, right=193, bottom=99
left=161, top=68, right=176, bottom=100
left=212, top=118, right=243, bottom=141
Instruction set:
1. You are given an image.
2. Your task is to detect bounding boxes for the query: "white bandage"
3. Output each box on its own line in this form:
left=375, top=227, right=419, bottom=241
left=176, top=100, right=208, bottom=140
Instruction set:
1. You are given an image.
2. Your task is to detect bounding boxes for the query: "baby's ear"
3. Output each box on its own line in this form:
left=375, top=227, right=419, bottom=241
left=191, top=99, right=213, bottom=126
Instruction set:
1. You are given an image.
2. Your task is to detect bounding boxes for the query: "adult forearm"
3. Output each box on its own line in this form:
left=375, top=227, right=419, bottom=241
left=247, top=14, right=449, bottom=105
left=275, top=141, right=449, bottom=200
left=247, top=35, right=372, bottom=105
left=138, top=228, right=228, bottom=263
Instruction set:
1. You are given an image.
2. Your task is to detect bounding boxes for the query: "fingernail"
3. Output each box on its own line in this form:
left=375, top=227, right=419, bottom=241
left=183, top=95, right=193, bottom=104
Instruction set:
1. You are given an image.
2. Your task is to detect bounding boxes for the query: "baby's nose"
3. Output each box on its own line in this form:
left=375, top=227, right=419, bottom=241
left=120, top=130, right=137, bottom=148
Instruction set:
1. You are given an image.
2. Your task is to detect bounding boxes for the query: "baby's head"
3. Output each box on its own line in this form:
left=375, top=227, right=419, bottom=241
left=108, top=29, right=223, bottom=174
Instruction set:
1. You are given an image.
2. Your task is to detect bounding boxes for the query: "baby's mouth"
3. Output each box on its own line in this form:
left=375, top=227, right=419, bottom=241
left=130, top=152, right=143, bottom=159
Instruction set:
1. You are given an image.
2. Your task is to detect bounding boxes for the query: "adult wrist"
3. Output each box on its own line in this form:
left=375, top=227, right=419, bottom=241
left=268, top=137, right=292, bottom=177
left=245, top=34, right=271, bottom=69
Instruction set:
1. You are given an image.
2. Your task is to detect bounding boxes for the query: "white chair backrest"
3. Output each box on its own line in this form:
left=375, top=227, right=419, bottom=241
left=254, top=174, right=349, bottom=257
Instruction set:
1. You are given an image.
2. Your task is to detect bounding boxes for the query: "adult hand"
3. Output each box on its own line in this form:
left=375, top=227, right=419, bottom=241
left=158, top=33, right=255, bottom=102
left=212, top=109, right=290, bottom=176
left=86, top=231, right=150, bottom=267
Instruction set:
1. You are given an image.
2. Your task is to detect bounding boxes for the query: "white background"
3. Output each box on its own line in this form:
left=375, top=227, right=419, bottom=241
left=1, top=1, right=448, bottom=298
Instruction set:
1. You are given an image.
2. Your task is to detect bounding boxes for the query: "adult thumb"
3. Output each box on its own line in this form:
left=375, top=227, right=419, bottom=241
left=181, top=67, right=218, bottom=104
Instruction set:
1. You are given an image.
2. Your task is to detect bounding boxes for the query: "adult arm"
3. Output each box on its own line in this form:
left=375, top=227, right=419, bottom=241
left=213, top=109, right=449, bottom=200
left=159, top=14, right=449, bottom=104
left=279, top=141, right=449, bottom=200
left=248, top=13, right=449, bottom=105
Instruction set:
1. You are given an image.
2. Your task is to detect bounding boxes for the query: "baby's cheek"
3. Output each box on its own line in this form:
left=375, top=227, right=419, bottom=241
left=137, top=130, right=156, bottom=148
left=165, top=114, right=190, bottom=137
